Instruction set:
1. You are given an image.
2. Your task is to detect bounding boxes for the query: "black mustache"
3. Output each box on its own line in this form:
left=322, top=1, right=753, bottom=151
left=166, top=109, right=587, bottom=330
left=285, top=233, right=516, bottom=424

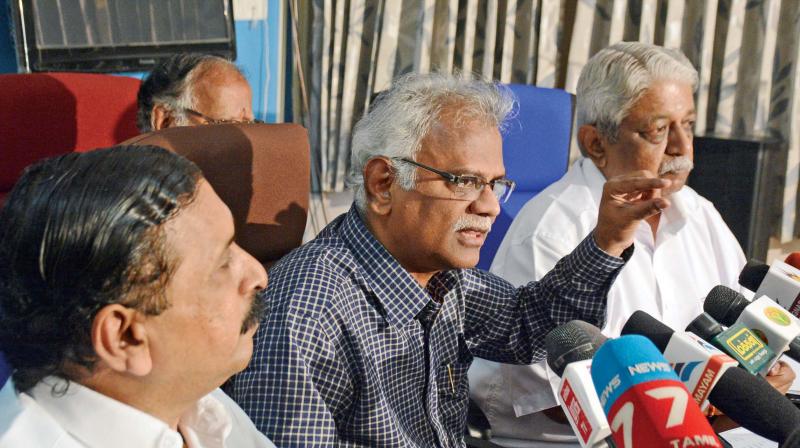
left=240, top=289, right=267, bottom=334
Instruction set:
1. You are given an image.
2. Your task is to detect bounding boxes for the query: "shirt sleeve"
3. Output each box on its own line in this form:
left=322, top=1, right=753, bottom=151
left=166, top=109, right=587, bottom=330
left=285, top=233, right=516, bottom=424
left=465, top=232, right=630, bottom=364
left=227, top=261, right=354, bottom=447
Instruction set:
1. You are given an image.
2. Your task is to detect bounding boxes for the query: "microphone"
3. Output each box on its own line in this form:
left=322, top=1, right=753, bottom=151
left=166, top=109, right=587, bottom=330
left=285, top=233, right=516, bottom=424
left=622, top=311, right=800, bottom=443
left=705, top=285, right=800, bottom=366
left=739, top=259, right=800, bottom=317
left=784, top=252, right=800, bottom=270
left=686, top=312, right=775, bottom=375
left=621, top=311, right=738, bottom=409
left=591, top=335, right=722, bottom=448
left=545, top=321, right=615, bottom=448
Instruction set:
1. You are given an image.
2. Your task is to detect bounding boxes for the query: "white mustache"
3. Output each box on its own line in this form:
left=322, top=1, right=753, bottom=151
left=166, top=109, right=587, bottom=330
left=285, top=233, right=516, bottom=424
left=453, top=216, right=492, bottom=233
left=658, top=156, right=694, bottom=175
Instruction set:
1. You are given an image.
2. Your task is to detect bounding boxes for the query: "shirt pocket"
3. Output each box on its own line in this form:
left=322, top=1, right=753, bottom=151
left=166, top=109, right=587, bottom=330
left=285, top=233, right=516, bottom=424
left=435, top=335, right=473, bottom=439
left=436, top=334, right=473, bottom=400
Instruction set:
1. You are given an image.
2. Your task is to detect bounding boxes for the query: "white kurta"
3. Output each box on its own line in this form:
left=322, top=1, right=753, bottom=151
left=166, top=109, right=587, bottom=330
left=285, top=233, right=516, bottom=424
left=0, top=377, right=275, bottom=448
left=468, top=158, right=746, bottom=442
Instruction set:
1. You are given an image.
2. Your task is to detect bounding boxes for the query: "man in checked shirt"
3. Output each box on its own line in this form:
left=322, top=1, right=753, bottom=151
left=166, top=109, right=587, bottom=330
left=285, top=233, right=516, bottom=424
left=227, top=72, right=671, bottom=447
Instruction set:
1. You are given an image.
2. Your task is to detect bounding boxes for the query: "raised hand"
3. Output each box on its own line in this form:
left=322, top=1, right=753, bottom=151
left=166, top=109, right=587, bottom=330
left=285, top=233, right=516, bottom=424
left=593, top=170, right=671, bottom=256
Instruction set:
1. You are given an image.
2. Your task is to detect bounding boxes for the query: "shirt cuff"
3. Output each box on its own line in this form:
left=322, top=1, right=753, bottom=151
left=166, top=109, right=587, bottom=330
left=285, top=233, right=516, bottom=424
left=588, top=231, right=634, bottom=262
left=566, top=232, right=631, bottom=287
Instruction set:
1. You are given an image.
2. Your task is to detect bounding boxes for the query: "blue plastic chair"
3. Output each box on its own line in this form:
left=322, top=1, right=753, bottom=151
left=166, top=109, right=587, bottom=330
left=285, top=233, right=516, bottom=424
left=477, top=85, right=574, bottom=271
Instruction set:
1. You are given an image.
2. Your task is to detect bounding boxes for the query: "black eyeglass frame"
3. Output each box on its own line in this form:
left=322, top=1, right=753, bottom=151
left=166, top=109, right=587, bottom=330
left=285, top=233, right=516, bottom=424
left=182, top=107, right=264, bottom=125
left=392, top=157, right=516, bottom=203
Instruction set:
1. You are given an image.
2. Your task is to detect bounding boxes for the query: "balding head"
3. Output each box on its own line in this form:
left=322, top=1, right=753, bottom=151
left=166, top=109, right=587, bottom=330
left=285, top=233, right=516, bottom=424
left=137, top=53, right=253, bottom=132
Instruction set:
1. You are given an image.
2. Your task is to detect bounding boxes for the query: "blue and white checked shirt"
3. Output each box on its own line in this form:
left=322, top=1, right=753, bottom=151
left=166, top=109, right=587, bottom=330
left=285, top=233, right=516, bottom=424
left=228, top=206, right=629, bottom=447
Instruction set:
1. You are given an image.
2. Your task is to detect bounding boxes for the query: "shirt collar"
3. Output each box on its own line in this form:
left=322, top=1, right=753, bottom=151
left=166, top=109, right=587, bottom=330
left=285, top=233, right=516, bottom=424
left=30, top=377, right=232, bottom=448
left=339, top=206, right=434, bottom=327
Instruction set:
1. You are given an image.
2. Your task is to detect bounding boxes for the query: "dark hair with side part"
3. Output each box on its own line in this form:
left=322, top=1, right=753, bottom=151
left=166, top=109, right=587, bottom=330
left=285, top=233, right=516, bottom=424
left=136, top=53, right=240, bottom=132
left=0, top=145, right=203, bottom=392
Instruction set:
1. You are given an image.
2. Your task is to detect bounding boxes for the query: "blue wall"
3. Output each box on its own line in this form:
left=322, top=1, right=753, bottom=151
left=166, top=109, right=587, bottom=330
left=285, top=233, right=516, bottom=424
left=0, top=1, right=286, bottom=123
left=0, top=1, right=14, bottom=73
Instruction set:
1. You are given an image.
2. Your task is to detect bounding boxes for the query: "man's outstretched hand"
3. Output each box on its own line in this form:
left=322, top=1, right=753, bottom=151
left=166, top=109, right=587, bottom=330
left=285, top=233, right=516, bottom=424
left=594, top=170, right=671, bottom=257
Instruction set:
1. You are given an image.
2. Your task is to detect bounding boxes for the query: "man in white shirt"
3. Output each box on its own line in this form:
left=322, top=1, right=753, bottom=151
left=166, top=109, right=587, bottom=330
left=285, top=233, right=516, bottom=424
left=0, top=145, right=274, bottom=447
left=468, top=42, right=795, bottom=443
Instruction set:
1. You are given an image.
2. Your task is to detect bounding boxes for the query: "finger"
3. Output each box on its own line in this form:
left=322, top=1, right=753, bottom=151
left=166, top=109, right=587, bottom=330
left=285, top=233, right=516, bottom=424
left=619, top=197, right=671, bottom=220
left=606, top=177, right=672, bottom=195
left=609, top=169, right=659, bottom=180
left=769, top=361, right=791, bottom=377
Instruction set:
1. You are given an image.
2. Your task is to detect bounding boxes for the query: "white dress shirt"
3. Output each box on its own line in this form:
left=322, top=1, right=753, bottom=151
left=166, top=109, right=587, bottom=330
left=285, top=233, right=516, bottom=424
left=0, top=377, right=275, bottom=448
left=468, top=158, right=746, bottom=442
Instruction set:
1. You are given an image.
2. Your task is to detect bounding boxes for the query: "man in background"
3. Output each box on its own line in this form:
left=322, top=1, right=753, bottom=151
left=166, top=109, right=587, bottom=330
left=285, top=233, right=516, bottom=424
left=0, top=145, right=273, bottom=447
left=469, top=41, right=795, bottom=443
left=137, top=53, right=257, bottom=132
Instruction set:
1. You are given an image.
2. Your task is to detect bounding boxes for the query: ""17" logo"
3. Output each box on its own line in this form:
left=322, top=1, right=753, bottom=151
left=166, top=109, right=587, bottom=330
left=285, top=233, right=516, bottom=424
left=609, top=386, right=688, bottom=448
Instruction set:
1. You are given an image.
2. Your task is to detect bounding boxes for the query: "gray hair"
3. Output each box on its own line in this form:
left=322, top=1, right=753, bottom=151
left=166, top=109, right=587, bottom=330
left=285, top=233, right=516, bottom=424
left=347, top=72, right=514, bottom=213
left=136, top=53, right=243, bottom=132
left=576, top=42, right=698, bottom=146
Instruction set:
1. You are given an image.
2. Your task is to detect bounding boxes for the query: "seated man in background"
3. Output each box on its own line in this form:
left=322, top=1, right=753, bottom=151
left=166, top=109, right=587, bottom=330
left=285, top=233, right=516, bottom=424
left=228, top=71, right=671, bottom=446
left=469, top=41, right=795, bottom=443
left=0, top=145, right=273, bottom=447
left=137, top=53, right=257, bottom=132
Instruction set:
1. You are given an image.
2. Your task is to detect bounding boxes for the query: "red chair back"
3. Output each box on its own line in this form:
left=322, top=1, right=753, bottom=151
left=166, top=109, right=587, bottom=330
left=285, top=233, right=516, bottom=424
left=0, top=72, right=140, bottom=204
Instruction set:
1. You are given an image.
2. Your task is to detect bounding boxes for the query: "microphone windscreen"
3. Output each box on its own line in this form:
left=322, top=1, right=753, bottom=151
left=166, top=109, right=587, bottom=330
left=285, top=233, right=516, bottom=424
left=686, top=313, right=725, bottom=341
left=620, top=310, right=673, bottom=351
left=546, top=320, right=606, bottom=376
left=739, top=259, right=769, bottom=293
left=708, top=366, right=800, bottom=443
left=704, top=285, right=750, bottom=326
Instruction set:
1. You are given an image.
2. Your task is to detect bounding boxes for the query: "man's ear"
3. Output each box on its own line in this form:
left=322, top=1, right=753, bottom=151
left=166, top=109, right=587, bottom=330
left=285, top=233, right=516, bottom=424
left=150, top=104, right=174, bottom=131
left=578, top=124, right=608, bottom=169
left=91, top=304, right=152, bottom=377
left=363, top=157, right=395, bottom=216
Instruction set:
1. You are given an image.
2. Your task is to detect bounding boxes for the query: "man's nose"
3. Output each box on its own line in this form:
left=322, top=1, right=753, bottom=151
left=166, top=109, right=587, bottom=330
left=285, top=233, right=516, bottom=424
left=240, top=247, right=268, bottom=295
left=667, top=123, right=692, bottom=156
left=469, top=185, right=501, bottom=218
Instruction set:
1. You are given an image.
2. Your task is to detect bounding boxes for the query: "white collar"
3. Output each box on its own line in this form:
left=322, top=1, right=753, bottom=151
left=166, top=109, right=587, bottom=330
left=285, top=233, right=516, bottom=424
left=30, top=377, right=232, bottom=448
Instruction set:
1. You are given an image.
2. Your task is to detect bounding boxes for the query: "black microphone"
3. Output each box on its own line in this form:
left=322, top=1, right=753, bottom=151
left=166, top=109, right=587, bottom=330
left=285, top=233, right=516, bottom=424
left=623, top=311, right=800, bottom=444
left=546, top=320, right=607, bottom=376
left=545, top=321, right=615, bottom=448
left=739, top=260, right=770, bottom=293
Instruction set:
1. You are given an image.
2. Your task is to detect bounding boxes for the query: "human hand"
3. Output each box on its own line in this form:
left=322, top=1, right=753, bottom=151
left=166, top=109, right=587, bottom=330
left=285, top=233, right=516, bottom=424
left=765, top=360, right=796, bottom=395
left=593, top=170, right=671, bottom=256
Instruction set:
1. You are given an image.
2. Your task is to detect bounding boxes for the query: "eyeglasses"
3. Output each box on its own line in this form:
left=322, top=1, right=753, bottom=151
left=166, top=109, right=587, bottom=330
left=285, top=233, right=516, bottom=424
left=393, top=158, right=515, bottom=203
left=182, top=108, right=264, bottom=125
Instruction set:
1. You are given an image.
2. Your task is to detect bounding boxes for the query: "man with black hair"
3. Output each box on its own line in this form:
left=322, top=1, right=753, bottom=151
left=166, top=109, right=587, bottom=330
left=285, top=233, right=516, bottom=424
left=137, top=53, right=258, bottom=132
left=0, top=145, right=273, bottom=447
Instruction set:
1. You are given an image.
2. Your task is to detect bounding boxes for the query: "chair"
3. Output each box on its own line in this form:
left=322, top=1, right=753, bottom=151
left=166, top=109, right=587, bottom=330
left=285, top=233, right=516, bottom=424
left=0, top=72, right=140, bottom=206
left=477, top=85, right=574, bottom=271
left=123, top=123, right=311, bottom=266
left=0, top=72, right=140, bottom=431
